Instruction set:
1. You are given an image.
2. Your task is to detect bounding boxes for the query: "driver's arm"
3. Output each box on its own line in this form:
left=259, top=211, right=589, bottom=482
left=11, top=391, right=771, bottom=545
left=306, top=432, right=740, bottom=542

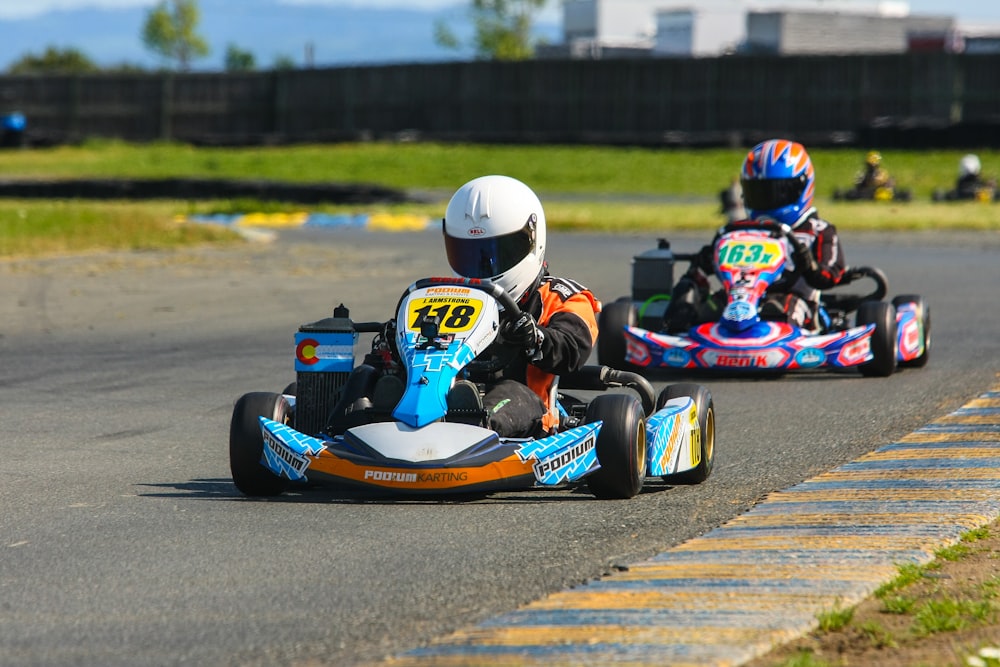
left=532, top=279, right=600, bottom=376
left=805, top=223, right=847, bottom=289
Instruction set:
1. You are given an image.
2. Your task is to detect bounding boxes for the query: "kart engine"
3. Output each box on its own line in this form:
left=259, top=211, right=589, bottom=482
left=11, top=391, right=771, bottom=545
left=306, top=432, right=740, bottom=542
left=294, top=306, right=356, bottom=437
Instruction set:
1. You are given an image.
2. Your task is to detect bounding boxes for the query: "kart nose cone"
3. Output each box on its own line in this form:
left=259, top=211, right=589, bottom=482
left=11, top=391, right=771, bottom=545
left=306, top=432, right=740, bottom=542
left=721, top=301, right=759, bottom=333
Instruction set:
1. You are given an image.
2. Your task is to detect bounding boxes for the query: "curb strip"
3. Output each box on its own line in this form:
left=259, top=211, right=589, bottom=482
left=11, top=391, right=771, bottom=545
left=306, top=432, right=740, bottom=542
left=384, top=385, right=1000, bottom=666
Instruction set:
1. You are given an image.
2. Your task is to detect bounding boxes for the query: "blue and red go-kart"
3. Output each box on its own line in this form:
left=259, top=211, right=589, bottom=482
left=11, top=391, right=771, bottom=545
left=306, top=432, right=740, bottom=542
left=230, top=277, right=716, bottom=500
left=597, top=220, right=930, bottom=376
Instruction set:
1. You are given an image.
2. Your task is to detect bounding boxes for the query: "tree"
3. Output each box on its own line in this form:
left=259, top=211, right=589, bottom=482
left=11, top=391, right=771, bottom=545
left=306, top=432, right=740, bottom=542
left=272, top=55, right=297, bottom=71
left=435, top=0, right=549, bottom=61
left=141, top=0, right=210, bottom=71
left=7, top=47, right=99, bottom=75
left=224, top=44, right=256, bottom=72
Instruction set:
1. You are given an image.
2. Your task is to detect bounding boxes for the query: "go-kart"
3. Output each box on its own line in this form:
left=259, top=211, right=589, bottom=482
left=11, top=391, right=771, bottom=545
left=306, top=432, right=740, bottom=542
left=597, top=220, right=930, bottom=377
left=932, top=181, right=999, bottom=203
left=230, top=277, right=716, bottom=500
left=833, top=183, right=912, bottom=202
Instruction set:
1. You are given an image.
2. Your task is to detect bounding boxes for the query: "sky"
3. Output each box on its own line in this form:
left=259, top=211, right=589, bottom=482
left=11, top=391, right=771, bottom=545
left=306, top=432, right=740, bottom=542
left=0, top=0, right=515, bottom=19
left=0, top=0, right=997, bottom=71
left=0, top=0, right=996, bottom=24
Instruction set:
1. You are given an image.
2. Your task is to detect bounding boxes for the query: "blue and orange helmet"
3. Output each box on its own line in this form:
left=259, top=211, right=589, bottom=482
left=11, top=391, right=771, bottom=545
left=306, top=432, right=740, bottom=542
left=740, top=139, right=815, bottom=227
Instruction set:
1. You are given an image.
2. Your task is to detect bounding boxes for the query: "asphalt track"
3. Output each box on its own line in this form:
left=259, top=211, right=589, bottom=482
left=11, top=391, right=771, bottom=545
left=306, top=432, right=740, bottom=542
left=1, top=226, right=998, bottom=667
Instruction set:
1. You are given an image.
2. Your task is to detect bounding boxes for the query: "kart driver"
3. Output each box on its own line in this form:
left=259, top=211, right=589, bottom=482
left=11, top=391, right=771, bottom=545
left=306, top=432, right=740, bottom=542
left=442, top=174, right=601, bottom=438
left=854, top=150, right=892, bottom=198
left=661, top=139, right=847, bottom=333
left=954, top=153, right=994, bottom=200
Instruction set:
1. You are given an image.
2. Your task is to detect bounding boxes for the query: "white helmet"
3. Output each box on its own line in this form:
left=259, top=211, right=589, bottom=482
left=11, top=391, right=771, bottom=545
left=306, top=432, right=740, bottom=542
left=959, top=154, right=981, bottom=178
left=443, top=175, right=546, bottom=303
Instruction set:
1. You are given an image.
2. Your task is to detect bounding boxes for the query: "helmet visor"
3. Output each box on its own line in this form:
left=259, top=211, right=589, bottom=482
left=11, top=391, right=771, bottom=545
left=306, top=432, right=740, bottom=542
left=741, top=177, right=806, bottom=211
left=445, top=219, right=535, bottom=280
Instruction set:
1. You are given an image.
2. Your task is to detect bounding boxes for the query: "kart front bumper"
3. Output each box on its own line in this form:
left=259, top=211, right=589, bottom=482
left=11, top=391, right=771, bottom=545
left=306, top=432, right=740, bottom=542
left=258, top=418, right=603, bottom=494
left=624, top=322, right=876, bottom=371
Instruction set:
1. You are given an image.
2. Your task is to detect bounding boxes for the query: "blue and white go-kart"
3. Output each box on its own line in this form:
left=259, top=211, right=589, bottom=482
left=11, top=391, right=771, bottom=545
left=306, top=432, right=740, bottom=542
left=230, top=277, right=716, bottom=500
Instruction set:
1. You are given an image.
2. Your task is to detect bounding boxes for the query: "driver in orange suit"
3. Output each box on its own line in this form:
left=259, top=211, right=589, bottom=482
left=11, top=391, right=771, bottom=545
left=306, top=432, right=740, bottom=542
left=442, top=175, right=601, bottom=437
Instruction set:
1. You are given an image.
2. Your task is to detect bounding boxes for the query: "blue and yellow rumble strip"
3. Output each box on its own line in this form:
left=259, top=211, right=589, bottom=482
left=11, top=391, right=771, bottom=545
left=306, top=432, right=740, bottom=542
left=182, top=211, right=435, bottom=232
left=385, top=385, right=1000, bottom=667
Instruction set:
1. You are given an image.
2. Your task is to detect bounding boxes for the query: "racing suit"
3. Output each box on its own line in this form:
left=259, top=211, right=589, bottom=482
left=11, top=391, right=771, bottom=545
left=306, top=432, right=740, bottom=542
left=473, top=275, right=601, bottom=438
left=662, top=209, right=846, bottom=333
left=759, top=209, right=847, bottom=330
left=855, top=164, right=891, bottom=198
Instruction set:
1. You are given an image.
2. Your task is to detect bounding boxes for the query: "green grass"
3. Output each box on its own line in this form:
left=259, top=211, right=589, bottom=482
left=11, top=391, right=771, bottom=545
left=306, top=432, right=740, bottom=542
left=4, top=138, right=1000, bottom=199
left=913, top=597, right=994, bottom=637
left=1, top=140, right=999, bottom=257
left=0, top=200, right=239, bottom=257
left=816, top=602, right=854, bottom=632
left=774, top=651, right=835, bottom=667
left=859, top=620, right=897, bottom=649
left=796, top=526, right=1000, bottom=663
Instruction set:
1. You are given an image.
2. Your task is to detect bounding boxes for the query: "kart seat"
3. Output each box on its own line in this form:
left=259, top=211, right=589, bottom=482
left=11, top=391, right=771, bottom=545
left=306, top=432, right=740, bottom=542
left=446, top=379, right=486, bottom=427
left=372, top=374, right=405, bottom=412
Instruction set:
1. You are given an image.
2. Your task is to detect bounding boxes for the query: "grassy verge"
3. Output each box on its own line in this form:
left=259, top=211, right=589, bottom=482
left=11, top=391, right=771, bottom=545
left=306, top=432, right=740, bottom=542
left=3, top=139, right=1000, bottom=198
left=0, top=200, right=240, bottom=257
left=1, top=141, right=999, bottom=257
left=2, top=196, right=997, bottom=258
left=747, top=523, right=1000, bottom=667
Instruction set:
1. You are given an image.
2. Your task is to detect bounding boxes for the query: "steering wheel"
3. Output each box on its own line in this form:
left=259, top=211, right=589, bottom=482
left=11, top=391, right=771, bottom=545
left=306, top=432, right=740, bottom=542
left=722, top=218, right=796, bottom=243
left=400, top=277, right=524, bottom=376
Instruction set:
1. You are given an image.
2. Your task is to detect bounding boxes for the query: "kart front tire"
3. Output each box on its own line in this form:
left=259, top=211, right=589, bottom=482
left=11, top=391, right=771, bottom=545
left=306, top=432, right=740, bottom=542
left=658, top=383, right=715, bottom=484
left=892, top=294, right=930, bottom=368
left=230, top=391, right=291, bottom=497
left=585, top=393, right=647, bottom=500
left=597, top=298, right=636, bottom=370
left=857, top=301, right=897, bottom=377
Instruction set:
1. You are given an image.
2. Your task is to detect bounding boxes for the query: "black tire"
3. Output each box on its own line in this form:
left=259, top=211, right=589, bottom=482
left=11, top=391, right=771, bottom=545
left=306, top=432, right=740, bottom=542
left=585, top=393, right=647, bottom=500
left=892, top=294, right=931, bottom=368
left=230, top=392, right=291, bottom=496
left=597, top=298, right=637, bottom=370
left=281, top=381, right=297, bottom=396
left=857, top=301, right=897, bottom=377
left=658, top=383, right=715, bottom=484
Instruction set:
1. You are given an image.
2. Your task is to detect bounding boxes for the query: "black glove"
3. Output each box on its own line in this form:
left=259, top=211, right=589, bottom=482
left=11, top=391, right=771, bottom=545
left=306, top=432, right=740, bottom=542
left=693, top=244, right=715, bottom=275
left=840, top=266, right=865, bottom=285
left=502, top=312, right=543, bottom=354
left=788, top=236, right=820, bottom=276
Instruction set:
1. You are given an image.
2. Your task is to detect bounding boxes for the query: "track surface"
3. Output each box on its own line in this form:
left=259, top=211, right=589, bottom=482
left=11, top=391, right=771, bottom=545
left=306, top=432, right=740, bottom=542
left=1, top=229, right=998, bottom=667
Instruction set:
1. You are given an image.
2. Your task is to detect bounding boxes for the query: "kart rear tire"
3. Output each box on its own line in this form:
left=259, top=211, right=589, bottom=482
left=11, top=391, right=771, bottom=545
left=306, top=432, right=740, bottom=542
left=230, top=391, right=291, bottom=497
left=585, top=393, right=647, bottom=500
left=892, top=294, right=930, bottom=368
left=658, top=383, right=715, bottom=484
left=857, top=301, right=897, bottom=377
left=597, top=298, right=637, bottom=370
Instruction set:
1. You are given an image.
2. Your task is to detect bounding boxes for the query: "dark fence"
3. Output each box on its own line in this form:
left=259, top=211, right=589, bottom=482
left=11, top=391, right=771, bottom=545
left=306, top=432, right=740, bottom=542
left=2, top=53, right=1000, bottom=148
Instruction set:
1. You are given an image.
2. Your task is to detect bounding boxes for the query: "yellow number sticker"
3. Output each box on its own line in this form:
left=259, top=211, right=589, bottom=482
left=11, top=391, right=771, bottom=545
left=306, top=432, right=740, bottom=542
left=407, top=297, right=483, bottom=334
left=717, top=238, right=784, bottom=271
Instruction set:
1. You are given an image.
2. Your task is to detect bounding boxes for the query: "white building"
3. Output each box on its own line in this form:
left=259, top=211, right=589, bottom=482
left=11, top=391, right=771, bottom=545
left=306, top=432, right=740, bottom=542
left=557, top=0, right=659, bottom=58
left=745, top=9, right=953, bottom=53
left=654, top=5, right=745, bottom=56
left=543, top=0, right=971, bottom=58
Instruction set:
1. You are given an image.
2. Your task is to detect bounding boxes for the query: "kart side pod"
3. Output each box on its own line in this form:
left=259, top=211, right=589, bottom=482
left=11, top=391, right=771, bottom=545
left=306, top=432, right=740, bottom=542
left=293, top=304, right=357, bottom=437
